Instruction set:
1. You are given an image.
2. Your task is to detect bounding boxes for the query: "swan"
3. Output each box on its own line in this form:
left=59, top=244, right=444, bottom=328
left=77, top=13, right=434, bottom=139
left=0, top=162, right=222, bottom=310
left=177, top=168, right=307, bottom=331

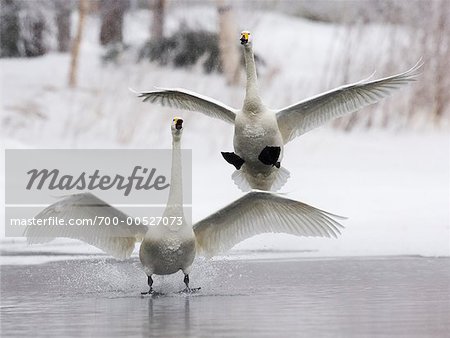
left=25, top=118, right=345, bottom=294
left=137, top=31, right=422, bottom=192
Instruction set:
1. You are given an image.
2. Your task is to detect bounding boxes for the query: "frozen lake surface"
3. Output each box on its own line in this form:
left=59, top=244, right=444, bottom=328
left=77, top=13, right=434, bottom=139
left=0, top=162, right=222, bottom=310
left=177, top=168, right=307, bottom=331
left=1, top=255, right=449, bottom=337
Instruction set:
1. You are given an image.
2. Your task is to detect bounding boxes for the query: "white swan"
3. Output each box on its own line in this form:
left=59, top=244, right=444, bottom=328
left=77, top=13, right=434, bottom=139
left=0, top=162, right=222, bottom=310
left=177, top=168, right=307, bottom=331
left=25, top=118, right=345, bottom=294
left=137, top=31, right=422, bottom=192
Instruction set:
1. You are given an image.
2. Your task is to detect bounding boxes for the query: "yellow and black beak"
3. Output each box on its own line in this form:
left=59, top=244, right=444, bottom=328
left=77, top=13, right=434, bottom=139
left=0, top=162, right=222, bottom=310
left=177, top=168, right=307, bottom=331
left=173, top=117, right=183, bottom=130
left=240, top=31, right=250, bottom=45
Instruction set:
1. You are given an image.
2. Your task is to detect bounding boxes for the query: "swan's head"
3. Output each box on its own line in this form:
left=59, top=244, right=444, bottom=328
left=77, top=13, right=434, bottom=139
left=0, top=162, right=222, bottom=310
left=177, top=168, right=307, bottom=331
left=171, top=117, right=183, bottom=139
left=240, top=31, right=252, bottom=46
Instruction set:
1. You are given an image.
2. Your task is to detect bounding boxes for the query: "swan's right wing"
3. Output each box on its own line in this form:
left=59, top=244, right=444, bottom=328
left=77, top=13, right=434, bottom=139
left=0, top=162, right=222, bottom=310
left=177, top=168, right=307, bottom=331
left=25, top=193, right=148, bottom=259
left=136, top=87, right=237, bottom=124
left=193, top=191, right=345, bottom=257
left=276, top=60, right=423, bottom=144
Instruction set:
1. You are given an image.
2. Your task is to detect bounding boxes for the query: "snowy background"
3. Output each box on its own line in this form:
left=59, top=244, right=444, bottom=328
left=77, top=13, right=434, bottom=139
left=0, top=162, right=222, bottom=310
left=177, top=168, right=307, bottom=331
left=1, top=0, right=449, bottom=262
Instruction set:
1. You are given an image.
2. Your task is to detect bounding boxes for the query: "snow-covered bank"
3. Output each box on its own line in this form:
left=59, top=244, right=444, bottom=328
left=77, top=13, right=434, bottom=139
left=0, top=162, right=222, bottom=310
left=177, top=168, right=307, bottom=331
left=1, top=8, right=448, bottom=261
left=2, top=130, right=448, bottom=261
left=192, top=129, right=450, bottom=258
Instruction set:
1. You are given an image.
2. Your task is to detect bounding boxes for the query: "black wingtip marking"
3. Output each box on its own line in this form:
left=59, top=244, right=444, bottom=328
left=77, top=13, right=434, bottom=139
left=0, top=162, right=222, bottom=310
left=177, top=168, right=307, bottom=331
left=221, top=152, right=245, bottom=170
left=258, top=146, right=281, bottom=167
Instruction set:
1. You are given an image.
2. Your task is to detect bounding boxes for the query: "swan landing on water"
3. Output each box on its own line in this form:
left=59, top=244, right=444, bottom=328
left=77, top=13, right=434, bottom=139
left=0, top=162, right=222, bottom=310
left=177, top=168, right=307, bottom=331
left=136, top=31, right=422, bottom=192
left=25, top=118, right=345, bottom=294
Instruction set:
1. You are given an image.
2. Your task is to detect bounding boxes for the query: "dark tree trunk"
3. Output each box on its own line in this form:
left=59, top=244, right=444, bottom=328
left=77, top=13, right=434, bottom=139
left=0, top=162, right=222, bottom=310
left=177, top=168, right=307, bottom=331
left=99, top=0, right=130, bottom=46
left=55, top=0, right=72, bottom=52
left=0, top=0, right=21, bottom=57
left=24, top=19, right=46, bottom=57
left=431, top=0, right=449, bottom=119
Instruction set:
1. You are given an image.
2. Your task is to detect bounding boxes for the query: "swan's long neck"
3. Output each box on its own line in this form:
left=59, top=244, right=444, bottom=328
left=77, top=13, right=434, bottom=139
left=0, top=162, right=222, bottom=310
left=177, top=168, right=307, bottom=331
left=165, top=136, right=184, bottom=218
left=243, top=44, right=263, bottom=110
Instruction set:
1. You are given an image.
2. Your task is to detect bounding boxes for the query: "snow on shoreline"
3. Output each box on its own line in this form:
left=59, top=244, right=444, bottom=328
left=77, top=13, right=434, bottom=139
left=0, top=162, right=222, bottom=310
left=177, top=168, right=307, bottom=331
left=1, top=130, right=449, bottom=262
left=1, top=8, right=449, bottom=262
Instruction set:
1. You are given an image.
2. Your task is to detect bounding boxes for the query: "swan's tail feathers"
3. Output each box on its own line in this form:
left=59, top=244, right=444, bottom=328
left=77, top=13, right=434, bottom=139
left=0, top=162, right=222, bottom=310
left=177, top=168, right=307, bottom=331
left=270, top=166, right=290, bottom=192
left=232, top=170, right=252, bottom=192
left=232, top=166, right=290, bottom=192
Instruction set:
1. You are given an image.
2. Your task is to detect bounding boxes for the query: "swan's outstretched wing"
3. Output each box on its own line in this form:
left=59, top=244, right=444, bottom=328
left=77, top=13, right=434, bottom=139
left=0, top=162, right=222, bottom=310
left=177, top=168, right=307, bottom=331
left=276, top=60, right=423, bottom=144
left=25, top=193, right=148, bottom=259
left=193, top=191, right=345, bottom=257
left=137, top=87, right=237, bottom=124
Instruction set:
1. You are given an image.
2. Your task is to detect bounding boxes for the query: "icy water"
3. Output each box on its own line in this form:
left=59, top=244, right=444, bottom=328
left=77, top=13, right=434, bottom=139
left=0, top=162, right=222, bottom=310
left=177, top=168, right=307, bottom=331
left=1, top=256, right=449, bottom=337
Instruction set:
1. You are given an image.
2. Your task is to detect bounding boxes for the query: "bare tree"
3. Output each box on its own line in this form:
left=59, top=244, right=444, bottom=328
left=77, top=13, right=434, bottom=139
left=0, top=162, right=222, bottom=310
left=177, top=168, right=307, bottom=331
left=150, top=0, right=166, bottom=40
left=55, top=0, right=72, bottom=52
left=429, top=0, right=449, bottom=120
left=0, top=0, right=21, bottom=57
left=217, top=0, right=240, bottom=85
left=68, top=0, right=88, bottom=88
left=21, top=0, right=49, bottom=57
left=322, top=0, right=450, bottom=130
left=99, top=0, right=130, bottom=46
left=1, top=0, right=55, bottom=58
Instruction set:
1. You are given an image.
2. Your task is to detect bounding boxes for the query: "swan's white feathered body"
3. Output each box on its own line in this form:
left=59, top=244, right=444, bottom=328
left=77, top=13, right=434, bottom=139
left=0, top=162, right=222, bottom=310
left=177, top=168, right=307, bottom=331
left=137, top=31, right=422, bottom=192
left=233, top=105, right=285, bottom=190
left=139, top=224, right=196, bottom=276
left=25, top=118, right=346, bottom=292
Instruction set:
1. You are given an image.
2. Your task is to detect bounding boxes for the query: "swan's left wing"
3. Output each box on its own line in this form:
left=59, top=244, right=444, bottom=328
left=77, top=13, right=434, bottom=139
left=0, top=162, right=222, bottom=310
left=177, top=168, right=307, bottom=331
left=25, top=193, right=148, bottom=259
left=136, top=87, right=237, bottom=124
left=193, top=191, right=345, bottom=257
left=276, top=60, right=423, bottom=144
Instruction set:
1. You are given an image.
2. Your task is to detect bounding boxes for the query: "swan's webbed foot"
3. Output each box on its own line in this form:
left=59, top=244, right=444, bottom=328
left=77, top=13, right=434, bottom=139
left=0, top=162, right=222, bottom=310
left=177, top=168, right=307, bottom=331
left=179, top=287, right=201, bottom=294
left=258, top=146, right=281, bottom=168
left=141, top=288, right=153, bottom=295
left=221, top=152, right=245, bottom=170
left=180, top=274, right=201, bottom=294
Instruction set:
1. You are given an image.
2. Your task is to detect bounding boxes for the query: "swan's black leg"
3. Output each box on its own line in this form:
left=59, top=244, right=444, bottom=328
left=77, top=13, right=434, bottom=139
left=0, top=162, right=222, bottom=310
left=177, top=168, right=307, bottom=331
left=184, top=274, right=190, bottom=290
left=221, top=152, right=245, bottom=170
left=258, top=146, right=281, bottom=167
left=141, top=275, right=154, bottom=295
